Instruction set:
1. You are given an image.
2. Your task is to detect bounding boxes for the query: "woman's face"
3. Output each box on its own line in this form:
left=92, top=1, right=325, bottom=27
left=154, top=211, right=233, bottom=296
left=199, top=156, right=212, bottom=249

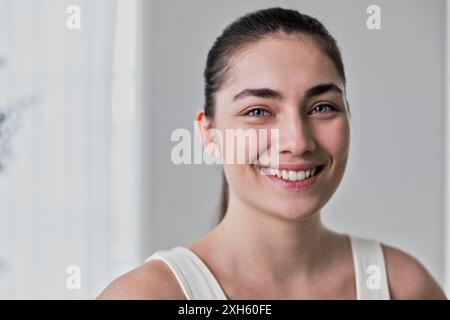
left=203, top=34, right=350, bottom=222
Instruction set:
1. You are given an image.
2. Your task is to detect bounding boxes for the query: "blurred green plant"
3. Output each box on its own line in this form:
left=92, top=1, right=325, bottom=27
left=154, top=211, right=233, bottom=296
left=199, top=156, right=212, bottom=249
left=0, top=55, right=38, bottom=172
left=0, top=55, right=6, bottom=172
left=0, top=109, right=7, bottom=171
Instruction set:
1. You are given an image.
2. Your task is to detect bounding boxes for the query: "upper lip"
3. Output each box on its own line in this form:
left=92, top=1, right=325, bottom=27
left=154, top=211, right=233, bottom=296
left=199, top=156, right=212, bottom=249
left=257, top=162, right=324, bottom=171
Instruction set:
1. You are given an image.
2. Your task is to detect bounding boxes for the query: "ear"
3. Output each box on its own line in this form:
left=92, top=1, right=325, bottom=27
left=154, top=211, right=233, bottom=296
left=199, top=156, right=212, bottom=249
left=195, top=110, right=221, bottom=161
left=196, top=110, right=212, bottom=147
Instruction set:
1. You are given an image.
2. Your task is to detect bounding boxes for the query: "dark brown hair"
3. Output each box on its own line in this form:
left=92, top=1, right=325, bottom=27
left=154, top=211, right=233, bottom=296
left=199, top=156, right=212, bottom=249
left=203, top=7, right=348, bottom=223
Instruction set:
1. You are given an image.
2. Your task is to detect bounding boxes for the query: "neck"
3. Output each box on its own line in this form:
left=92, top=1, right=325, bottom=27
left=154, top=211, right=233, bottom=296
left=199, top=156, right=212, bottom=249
left=210, top=192, right=333, bottom=285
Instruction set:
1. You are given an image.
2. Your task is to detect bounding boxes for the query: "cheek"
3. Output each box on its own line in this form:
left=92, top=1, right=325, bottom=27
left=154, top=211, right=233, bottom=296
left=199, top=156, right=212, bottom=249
left=216, top=128, right=266, bottom=165
left=212, top=109, right=269, bottom=165
left=317, top=120, right=350, bottom=160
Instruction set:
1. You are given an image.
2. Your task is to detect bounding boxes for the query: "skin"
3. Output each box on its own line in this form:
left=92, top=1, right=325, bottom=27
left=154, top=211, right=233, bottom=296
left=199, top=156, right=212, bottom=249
left=98, top=33, right=447, bottom=300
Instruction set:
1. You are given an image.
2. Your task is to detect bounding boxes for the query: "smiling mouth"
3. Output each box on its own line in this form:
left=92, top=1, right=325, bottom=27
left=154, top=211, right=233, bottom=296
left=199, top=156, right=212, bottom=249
left=257, top=164, right=325, bottom=182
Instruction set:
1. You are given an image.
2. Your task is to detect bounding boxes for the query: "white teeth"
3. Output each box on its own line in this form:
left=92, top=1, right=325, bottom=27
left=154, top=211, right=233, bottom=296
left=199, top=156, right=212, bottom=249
left=288, top=171, right=298, bottom=181
left=259, top=167, right=272, bottom=175
left=297, top=170, right=305, bottom=180
left=259, top=165, right=321, bottom=181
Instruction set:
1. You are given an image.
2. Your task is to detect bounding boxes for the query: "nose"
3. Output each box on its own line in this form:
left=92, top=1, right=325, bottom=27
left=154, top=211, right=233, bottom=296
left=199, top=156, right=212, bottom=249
left=277, top=113, right=316, bottom=156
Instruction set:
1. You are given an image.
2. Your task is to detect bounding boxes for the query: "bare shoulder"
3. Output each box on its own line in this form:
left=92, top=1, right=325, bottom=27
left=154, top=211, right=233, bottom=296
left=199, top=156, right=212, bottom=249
left=381, top=243, right=447, bottom=300
left=96, top=260, right=186, bottom=300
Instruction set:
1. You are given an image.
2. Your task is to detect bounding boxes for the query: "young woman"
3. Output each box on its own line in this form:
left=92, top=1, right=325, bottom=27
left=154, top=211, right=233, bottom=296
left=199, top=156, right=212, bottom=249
left=98, top=7, right=446, bottom=300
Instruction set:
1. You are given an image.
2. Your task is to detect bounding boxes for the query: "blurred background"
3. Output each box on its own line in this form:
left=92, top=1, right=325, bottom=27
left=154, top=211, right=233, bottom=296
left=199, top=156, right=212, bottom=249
left=0, top=0, right=448, bottom=299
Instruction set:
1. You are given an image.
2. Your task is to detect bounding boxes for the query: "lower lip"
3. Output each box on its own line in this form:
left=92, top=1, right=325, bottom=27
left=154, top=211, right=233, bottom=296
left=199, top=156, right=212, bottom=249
left=261, top=167, right=323, bottom=190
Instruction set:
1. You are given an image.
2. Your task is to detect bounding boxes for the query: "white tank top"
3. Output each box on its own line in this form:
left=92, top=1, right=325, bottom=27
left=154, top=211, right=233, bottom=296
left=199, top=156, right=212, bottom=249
left=145, top=235, right=390, bottom=300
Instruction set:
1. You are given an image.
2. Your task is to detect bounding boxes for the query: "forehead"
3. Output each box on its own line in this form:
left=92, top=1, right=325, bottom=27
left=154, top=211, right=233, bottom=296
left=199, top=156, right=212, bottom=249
left=218, top=35, right=343, bottom=102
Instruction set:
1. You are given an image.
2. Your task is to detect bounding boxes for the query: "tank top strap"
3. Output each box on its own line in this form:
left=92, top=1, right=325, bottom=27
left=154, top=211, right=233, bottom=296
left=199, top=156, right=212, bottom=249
left=146, top=246, right=227, bottom=300
left=349, top=235, right=391, bottom=300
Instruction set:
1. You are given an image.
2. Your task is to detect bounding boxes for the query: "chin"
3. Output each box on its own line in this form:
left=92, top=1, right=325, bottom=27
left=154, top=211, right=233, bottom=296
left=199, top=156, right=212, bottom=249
left=265, top=201, right=322, bottom=223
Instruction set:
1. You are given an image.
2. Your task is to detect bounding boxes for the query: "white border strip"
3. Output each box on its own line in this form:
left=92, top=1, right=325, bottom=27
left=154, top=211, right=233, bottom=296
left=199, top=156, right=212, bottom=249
left=446, top=0, right=450, bottom=296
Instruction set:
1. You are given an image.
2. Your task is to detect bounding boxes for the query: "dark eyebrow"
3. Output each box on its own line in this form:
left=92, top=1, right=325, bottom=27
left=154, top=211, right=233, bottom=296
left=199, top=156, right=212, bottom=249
left=304, top=83, right=343, bottom=99
left=232, top=83, right=343, bottom=102
left=232, top=88, right=282, bottom=101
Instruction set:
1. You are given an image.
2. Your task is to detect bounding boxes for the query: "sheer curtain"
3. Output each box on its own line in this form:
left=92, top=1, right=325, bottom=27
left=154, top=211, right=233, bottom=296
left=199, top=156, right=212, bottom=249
left=446, top=0, right=450, bottom=296
left=0, top=0, right=142, bottom=299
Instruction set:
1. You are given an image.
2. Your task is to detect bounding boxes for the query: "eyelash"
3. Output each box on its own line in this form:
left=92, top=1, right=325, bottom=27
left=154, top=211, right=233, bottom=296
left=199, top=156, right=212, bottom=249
left=311, top=104, right=337, bottom=114
left=244, top=104, right=337, bottom=118
left=245, top=107, right=270, bottom=117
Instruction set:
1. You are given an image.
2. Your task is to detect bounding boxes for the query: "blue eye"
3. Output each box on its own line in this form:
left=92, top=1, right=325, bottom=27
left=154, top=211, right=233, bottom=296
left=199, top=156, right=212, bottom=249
left=245, top=107, right=269, bottom=117
left=311, top=104, right=336, bottom=114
